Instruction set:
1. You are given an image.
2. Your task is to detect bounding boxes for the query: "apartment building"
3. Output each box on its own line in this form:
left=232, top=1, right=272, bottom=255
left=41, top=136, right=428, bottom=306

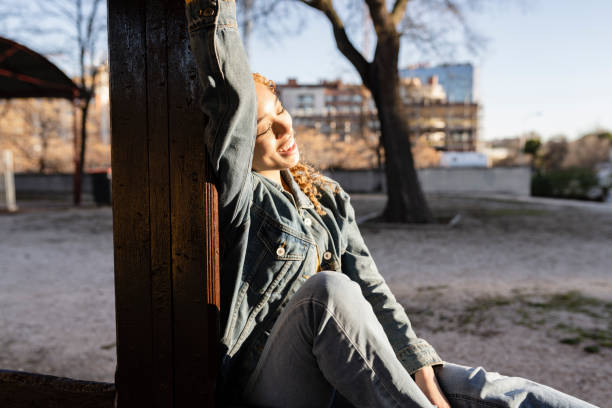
left=399, top=63, right=478, bottom=103
left=276, top=75, right=479, bottom=151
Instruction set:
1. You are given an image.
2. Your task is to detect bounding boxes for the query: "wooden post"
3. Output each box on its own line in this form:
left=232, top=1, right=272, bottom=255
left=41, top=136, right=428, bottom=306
left=108, top=1, right=220, bottom=407
left=1, top=150, right=18, bottom=212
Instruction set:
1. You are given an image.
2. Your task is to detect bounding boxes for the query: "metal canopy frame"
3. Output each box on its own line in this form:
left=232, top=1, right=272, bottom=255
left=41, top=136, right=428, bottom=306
left=0, top=37, right=79, bottom=100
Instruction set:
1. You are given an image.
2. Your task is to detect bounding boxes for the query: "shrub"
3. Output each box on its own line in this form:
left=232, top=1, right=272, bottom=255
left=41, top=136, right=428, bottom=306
left=531, top=167, right=602, bottom=200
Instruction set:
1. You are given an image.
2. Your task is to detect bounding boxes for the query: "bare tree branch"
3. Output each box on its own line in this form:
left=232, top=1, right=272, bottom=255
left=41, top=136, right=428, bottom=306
left=236, top=0, right=305, bottom=53
left=0, top=100, right=11, bottom=119
left=391, top=0, right=411, bottom=26
left=85, top=0, right=103, bottom=65
left=363, top=0, right=395, bottom=38
left=13, top=26, right=76, bottom=41
left=39, top=1, right=76, bottom=23
left=299, top=0, right=369, bottom=79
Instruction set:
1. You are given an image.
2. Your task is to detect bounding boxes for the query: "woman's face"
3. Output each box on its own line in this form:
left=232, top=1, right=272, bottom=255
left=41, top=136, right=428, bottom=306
left=252, top=82, right=300, bottom=173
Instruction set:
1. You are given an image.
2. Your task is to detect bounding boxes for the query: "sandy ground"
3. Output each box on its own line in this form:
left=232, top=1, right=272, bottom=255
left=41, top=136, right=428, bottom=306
left=1, top=195, right=610, bottom=406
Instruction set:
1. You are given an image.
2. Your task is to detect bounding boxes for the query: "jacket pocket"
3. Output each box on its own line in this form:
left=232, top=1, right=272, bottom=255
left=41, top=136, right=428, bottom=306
left=247, top=220, right=309, bottom=295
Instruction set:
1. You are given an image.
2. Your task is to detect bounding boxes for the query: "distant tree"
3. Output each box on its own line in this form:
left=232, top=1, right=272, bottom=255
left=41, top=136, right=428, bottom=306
left=523, top=138, right=541, bottom=157
left=538, top=136, right=568, bottom=171
left=595, top=131, right=612, bottom=142
left=523, top=136, right=541, bottom=171
left=0, top=99, right=72, bottom=173
left=564, top=131, right=611, bottom=171
left=242, top=0, right=487, bottom=222
left=296, top=127, right=379, bottom=169
left=0, top=0, right=107, bottom=204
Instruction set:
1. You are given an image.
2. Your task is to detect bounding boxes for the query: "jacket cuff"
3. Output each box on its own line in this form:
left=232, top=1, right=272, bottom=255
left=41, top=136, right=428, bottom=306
left=396, top=339, right=444, bottom=374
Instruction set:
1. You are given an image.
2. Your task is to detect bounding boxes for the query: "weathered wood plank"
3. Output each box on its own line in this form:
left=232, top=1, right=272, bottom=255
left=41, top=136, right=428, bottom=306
left=203, top=151, right=221, bottom=387
left=0, top=370, right=115, bottom=408
left=108, top=0, right=154, bottom=406
left=145, top=0, right=174, bottom=406
left=166, top=0, right=220, bottom=405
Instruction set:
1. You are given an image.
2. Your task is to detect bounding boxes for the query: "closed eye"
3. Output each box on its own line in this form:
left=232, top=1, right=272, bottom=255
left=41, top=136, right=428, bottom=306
left=256, top=124, right=272, bottom=137
left=256, top=106, right=286, bottom=137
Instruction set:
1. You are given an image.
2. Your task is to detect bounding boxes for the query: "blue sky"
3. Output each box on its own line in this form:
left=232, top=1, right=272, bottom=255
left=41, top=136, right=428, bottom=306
left=248, top=0, right=612, bottom=141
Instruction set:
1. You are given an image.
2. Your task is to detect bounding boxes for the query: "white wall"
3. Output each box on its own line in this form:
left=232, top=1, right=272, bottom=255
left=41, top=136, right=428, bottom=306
left=325, top=167, right=531, bottom=196
left=418, top=167, right=531, bottom=196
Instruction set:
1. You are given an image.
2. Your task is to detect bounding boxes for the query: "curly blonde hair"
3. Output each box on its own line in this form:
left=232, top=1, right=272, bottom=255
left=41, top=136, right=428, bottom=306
left=252, top=73, right=339, bottom=215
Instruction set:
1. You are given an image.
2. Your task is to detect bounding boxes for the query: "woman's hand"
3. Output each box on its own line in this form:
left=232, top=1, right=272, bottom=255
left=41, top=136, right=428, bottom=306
left=414, top=366, right=451, bottom=408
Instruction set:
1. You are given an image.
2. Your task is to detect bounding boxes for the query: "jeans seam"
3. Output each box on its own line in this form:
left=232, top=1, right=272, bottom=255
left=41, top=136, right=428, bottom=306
left=304, top=297, right=406, bottom=408
left=446, top=393, right=506, bottom=408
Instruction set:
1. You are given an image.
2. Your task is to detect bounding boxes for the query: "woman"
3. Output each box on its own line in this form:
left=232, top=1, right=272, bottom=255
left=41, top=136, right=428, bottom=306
left=184, top=1, right=597, bottom=407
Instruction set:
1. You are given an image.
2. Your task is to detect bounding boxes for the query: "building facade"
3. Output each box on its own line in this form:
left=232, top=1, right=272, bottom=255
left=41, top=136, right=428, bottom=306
left=277, top=75, right=479, bottom=152
left=278, top=79, right=373, bottom=141
left=399, top=63, right=477, bottom=103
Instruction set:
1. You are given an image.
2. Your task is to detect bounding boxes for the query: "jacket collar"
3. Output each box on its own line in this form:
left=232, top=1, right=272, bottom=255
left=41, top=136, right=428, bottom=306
left=281, top=169, right=314, bottom=210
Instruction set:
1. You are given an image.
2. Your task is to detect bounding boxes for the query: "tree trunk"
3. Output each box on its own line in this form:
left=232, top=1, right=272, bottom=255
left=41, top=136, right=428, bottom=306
left=364, top=36, right=433, bottom=223
left=38, top=154, right=46, bottom=174
left=74, top=99, right=90, bottom=206
left=39, top=136, right=49, bottom=174
left=377, top=95, right=433, bottom=223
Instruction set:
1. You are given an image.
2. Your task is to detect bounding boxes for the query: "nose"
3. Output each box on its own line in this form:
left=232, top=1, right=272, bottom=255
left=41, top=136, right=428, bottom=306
left=272, top=112, right=293, bottom=139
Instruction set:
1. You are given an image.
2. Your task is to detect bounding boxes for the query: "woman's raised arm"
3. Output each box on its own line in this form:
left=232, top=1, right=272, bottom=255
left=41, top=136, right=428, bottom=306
left=185, top=0, right=256, bottom=229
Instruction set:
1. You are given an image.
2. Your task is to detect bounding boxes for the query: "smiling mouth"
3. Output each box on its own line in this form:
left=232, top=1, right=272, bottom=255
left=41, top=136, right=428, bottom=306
left=278, top=136, right=297, bottom=154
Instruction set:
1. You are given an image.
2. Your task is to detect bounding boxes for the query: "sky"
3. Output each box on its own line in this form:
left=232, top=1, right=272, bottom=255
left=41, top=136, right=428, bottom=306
left=247, top=0, right=612, bottom=141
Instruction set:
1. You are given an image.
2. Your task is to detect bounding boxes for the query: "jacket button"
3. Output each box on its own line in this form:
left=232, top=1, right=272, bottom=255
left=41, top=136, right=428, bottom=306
left=199, top=8, right=215, bottom=17
left=304, top=217, right=312, bottom=227
left=276, top=246, right=286, bottom=256
left=323, top=251, right=332, bottom=260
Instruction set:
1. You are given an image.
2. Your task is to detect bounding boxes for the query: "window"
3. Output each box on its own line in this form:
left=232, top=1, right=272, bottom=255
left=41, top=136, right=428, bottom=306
left=297, top=93, right=315, bottom=109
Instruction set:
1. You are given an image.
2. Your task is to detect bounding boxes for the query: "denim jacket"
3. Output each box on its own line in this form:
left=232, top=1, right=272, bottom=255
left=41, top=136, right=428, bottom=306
left=185, top=0, right=442, bottom=397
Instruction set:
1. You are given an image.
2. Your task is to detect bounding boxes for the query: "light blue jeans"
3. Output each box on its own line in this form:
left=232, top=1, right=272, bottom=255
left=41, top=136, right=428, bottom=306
left=243, top=272, right=597, bottom=408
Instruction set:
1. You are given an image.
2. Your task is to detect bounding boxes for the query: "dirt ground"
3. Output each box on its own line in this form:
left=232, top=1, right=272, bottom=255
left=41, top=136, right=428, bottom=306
left=1, top=194, right=610, bottom=406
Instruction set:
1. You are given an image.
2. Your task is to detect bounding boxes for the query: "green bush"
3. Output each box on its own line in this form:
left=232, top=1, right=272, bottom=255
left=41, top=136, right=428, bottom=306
left=531, top=167, right=602, bottom=200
